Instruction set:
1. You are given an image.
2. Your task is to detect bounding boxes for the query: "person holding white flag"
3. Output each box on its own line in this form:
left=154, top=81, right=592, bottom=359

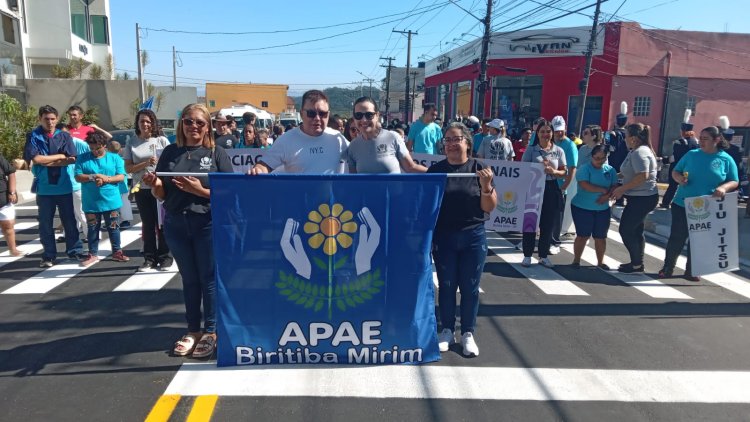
left=659, top=126, right=738, bottom=281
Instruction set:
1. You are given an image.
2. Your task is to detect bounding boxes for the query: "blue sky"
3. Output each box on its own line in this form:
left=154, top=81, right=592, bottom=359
left=110, top=0, right=750, bottom=95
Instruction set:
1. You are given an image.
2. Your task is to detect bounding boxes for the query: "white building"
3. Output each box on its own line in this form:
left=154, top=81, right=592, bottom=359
left=0, top=0, right=113, bottom=89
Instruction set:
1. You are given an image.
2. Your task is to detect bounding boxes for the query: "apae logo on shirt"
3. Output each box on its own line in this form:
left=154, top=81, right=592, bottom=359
left=200, top=156, right=212, bottom=170
left=376, top=143, right=388, bottom=155
left=226, top=139, right=233, bottom=148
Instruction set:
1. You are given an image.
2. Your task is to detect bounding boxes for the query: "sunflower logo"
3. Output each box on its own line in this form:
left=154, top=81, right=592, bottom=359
left=497, top=191, right=518, bottom=214
left=692, top=198, right=704, bottom=209
left=686, top=196, right=710, bottom=221
left=304, top=203, right=358, bottom=256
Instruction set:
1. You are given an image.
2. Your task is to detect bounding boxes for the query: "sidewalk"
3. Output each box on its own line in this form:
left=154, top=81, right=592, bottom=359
left=16, top=169, right=35, bottom=203
left=611, top=183, right=750, bottom=268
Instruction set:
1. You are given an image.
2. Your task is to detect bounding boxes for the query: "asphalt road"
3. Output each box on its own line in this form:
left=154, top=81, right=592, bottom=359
left=1, top=202, right=749, bottom=422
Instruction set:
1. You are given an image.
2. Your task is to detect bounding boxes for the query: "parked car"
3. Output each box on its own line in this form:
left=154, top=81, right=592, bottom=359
left=110, top=128, right=176, bottom=147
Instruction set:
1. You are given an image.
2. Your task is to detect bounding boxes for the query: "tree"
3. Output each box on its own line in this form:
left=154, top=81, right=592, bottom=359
left=0, top=93, right=37, bottom=160
left=88, top=64, right=104, bottom=80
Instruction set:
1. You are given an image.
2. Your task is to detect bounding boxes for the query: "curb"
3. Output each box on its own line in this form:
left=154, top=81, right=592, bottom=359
left=18, top=191, right=35, bottom=204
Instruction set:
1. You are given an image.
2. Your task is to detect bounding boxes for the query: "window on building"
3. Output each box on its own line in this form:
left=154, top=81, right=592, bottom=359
left=686, top=96, right=696, bottom=116
left=70, top=0, right=89, bottom=41
left=633, top=96, right=651, bottom=117
left=209, top=100, right=216, bottom=108
left=91, top=15, right=108, bottom=45
left=1, top=13, right=17, bottom=45
left=261, top=101, right=269, bottom=108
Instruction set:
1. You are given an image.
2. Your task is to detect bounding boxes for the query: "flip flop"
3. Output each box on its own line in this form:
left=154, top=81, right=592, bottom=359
left=192, top=334, right=216, bottom=359
left=173, top=333, right=199, bottom=356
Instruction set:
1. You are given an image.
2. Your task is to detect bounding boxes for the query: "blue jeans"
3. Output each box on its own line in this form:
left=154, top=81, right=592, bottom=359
left=86, top=210, right=121, bottom=255
left=37, top=193, right=82, bottom=260
left=164, top=211, right=216, bottom=334
left=432, top=224, right=487, bottom=334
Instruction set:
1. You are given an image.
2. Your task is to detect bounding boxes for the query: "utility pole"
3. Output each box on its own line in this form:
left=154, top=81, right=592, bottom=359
left=135, top=23, right=145, bottom=104
left=393, top=29, right=417, bottom=122
left=380, top=57, right=394, bottom=121
left=476, top=0, right=493, bottom=119
left=172, top=46, right=177, bottom=90
left=576, top=0, right=603, bottom=135
left=410, top=70, right=418, bottom=124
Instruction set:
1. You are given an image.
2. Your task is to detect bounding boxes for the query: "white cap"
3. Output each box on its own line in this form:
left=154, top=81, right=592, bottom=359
left=551, top=115, right=566, bottom=131
left=488, top=119, right=505, bottom=130
left=467, top=115, right=480, bottom=125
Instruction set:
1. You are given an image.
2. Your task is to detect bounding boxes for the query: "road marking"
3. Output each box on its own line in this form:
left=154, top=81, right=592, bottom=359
left=113, top=263, right=178, bottom=291
left=558, top=242, right=692, bottom=300
left=486, top=236, right=588, bottom=296
left=2, top=224, right=142, bottom=294
left=0, top=238, right=44, bottom=268
left=0, top=221, right=37, bottom=238
left=13, top=205, right=38, bottom=211
left=186, top=395, right=218, bottom=422
left=144, top=394, right=180, bottom=422
left=164, top=363, right=750, bottom=403
left=607, top=230, right=750, bottom=300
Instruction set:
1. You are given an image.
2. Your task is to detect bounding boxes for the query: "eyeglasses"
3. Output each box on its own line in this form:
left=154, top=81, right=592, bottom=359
left=353, top=111, right=376, bottom=121
left=443, top=136, right=464, bottom=144
left=182, top=118, right=207, bottom=128
left=305, top=109, right=329, bottom=119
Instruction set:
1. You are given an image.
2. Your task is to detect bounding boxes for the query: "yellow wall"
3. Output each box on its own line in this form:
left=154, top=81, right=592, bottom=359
left=206, top=83, right=289, bottom=115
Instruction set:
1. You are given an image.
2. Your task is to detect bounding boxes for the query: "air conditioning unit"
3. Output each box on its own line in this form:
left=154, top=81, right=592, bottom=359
left=7, top=0, right=19, bottom=11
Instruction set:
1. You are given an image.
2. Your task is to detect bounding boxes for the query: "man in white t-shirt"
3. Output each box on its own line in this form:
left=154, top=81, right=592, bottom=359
left=249, top=90, right=348, bottom=175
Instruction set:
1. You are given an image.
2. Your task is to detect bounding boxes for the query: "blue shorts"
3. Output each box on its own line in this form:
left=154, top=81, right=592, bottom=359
left=571, top=204, right=611, bottom=239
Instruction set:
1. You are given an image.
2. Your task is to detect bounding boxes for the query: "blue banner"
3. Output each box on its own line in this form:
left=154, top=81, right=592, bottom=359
left=210, top=174, right=446, bottom=366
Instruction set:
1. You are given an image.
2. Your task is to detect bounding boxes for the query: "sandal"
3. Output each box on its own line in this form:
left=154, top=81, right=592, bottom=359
left=192, top=334, right=217, bottom=359
left=658, top=269, right=673, bottom=279
left=173, top=333, right=199, bottom=356
left=598, top=263, right=610, bottom=271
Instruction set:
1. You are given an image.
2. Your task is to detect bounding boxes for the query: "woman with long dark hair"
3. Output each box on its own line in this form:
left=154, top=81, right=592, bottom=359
left=659, top=126, right=738, bottom=281
left=123, top=109, right=172, bottom=271
left=578, top=124, right=604, bottom=168
left=610, top=123, right=658, bottom=273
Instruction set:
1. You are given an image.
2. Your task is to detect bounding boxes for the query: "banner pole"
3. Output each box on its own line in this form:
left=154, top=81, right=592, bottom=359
left=156, top=172, right=479, bottom=178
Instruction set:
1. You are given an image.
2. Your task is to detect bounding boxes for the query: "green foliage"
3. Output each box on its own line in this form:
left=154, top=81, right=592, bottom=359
left=88, top=64, right=104, bottom=80
left=82, top=106, right=100, bottom=125
left=0, top=94, right=37, bottom=160
left=276, top=269, right=384, bottom=315
left=51, top=58, right=89, bottom=79
left=293, top=86, right=383, bottom=118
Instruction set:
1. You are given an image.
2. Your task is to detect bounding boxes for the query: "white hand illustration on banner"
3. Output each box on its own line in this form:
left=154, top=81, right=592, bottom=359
left=355, top=207, right=381, bottom=275
left=280, top=218, right=311, bottom=279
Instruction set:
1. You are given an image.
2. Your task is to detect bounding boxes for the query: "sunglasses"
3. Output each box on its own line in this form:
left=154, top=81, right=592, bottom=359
left=305, top=109, right=329, bottom=119
left=353, top=111, right=376, bottom=121
left=182, top=118, right=207, bottom=128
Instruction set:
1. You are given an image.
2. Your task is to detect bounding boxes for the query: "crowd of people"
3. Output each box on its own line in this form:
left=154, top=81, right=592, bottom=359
left=4, top=89, right=744, bottom=361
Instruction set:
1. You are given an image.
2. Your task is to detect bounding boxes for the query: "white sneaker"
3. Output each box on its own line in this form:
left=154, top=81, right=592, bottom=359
left=461, top=332, right=479, bottom=357
left=438, top=328, right=455, bottom=352
left=521, top=256, right=532, bottom=267
left=539, top=257, right=555, bottom=268
left=549, top=245, right=560, bottom=255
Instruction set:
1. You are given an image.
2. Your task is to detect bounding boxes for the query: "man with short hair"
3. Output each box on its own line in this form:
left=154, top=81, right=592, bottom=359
left=24, top=105, right=84, bottom=267
left=406, top=103, right=442, bottom=154
left=242, top=112, right=257, bottom=128
left=213, top=113, right=239, bottom=149
left=249, top=90, right=348, bottom=174
left=66, top=105, right=112, bottom=141
left=472, top=118, right=491, bottom=157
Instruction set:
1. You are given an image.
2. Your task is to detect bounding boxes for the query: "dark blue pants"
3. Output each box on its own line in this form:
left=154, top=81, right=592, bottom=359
left=619, top=194, right=658, bottom=266
left=37, top=193, right=82, bottom=261
left=433, top=225, right=487, bottom=334
left=164, top=211, right=216, bottom=334
left=663, top=205, right=693, bottom=275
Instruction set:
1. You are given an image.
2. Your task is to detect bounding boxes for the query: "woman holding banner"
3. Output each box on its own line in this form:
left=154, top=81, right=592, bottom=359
left=610, top=123, right=658, bottom=274
left=345, top=97, right=426, bottom=174
left=659, top=126, right=738, bottom=281
left=143, top=103, right=234, bottom=359
left=123, top=109, right=172, bottom=271
left=520, top=118, right=567, bottom=268
left=428, top=122, right=496, bottom=357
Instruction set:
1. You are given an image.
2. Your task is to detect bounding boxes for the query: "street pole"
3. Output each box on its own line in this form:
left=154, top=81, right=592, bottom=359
left=380, top=57, right=394, bottom=121
left=576, top=0, right=603, bottom=136
left=172, top=46, right=177, bottom=90
left=411, top=71, right=418, bottom=124
left=135, top=23, right=144, bottom=104
left=393, top=29, right=417, bottom=122
left=476, top=0, right=493, bottom=119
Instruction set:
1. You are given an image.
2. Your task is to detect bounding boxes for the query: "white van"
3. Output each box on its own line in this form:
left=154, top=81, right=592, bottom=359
left=218, top=104, right=275, bottom=129
left=279, top=111, right=301, bottom=128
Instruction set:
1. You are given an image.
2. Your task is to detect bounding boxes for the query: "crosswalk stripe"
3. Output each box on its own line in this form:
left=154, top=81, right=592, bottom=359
left=113, top=263, right=179, bottom=291
left=2, top=223, right=143, bottom=295
left=0, top=238, right=44, bottom=268
left=12, top=205, right=38, bottom=211
left=486, top=236, right=589, bottom=296
left=558, top=242, right=693, bottom=300
left=165, top=362, right=750, bottom=403
left=0, top=221, right=38, bottom=238
left=607, top=230, right=750, bottom=300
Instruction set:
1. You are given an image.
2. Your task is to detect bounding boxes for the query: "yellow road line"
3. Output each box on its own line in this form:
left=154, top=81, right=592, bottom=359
left=186, top=395, right=219, bottom=422
left=144, top=394, right=181, bottom=422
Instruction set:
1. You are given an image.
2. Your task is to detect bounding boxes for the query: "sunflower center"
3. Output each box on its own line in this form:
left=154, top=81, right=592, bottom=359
left=320, top=217, right=341, bottom=237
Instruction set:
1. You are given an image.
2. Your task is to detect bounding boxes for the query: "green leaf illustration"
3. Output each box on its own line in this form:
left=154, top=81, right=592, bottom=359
left=289, top=292, right=300, bottom=301
left=279, top=271, right=288, bottom=282
left=280, top=289, right=292, bottom=296
left=373, top=279, right=385, bottom=287
left=304, top=282, right=312, bottom=295
left=314, top=299, right=325, bottom=312
left=295, top=296, right=308, bottom=305
left=312, top=284, right=319, bottom=297
left=368, top=287, right=380, bottom=294
left=373, top=268, right=380, bottom=280
left=305, top=297, right=315, bottom=309
left=336, top=299, right=346, bottom=311
left=361, top=291, right=372, bottom=300
left=342, top=284, right=349, bottom=295
left=313, top=257, right=327, bottom=270
left=274, top=282, right=287, bottom=289
left=334, top=285, right=341, bottom=296
left=291, top=277, right=299, bottom=289
left=353, top=295, right=364, bottom=304
left=345, top=297, right=356, bottom=307
left=333, top=256, right=347, bottom=270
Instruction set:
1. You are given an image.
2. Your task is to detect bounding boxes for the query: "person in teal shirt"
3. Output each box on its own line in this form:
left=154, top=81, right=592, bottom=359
left=570, top=145, right=618, bottom=269
left=407, top=103, right=443, bottom=154
left=660, top=126, right=739, bottom=281
left=550, top=115, right=578, bottom=250
left=74, top=132, right=130, bottom=267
